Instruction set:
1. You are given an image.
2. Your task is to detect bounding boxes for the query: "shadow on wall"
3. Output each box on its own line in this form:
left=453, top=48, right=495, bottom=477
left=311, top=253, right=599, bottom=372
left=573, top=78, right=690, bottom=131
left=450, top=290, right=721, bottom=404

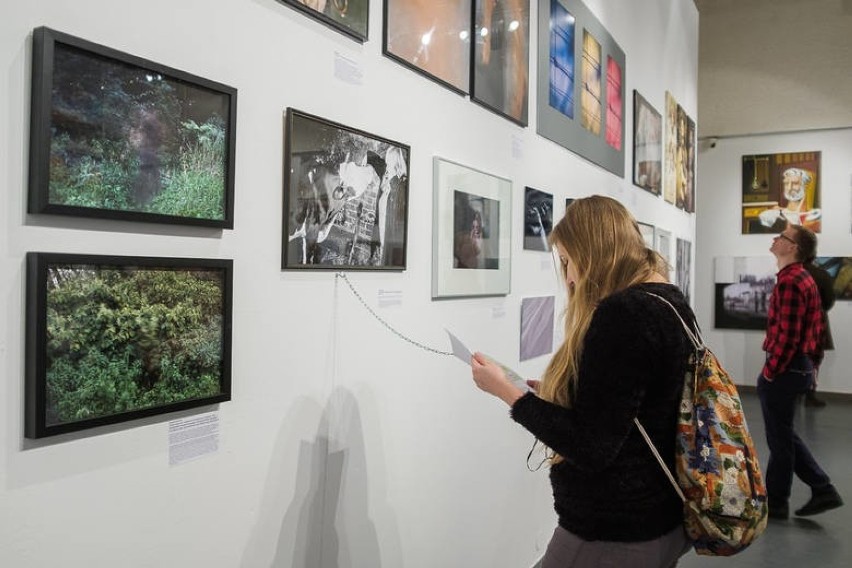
left=240, top=387, right=400, bottom=567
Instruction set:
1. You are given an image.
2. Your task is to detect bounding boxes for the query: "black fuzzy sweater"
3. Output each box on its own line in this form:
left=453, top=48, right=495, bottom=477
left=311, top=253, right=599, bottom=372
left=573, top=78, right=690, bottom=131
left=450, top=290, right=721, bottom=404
left=511, top=283, right=693, bottom=542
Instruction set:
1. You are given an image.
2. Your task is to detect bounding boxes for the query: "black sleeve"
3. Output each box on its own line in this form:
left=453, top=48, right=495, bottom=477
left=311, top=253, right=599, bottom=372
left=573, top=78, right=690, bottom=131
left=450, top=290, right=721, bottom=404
left=510, top=295, right=653, bottom=472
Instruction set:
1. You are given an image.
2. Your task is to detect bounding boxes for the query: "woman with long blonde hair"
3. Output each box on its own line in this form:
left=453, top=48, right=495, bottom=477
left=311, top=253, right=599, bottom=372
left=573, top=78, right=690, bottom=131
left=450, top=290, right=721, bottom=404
left=472, top=196, right=694, bottom=567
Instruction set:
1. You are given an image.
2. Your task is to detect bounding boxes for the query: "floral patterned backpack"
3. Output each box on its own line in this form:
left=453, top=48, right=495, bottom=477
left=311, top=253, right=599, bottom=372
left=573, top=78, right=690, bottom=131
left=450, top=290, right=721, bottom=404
left=635, top=293, right=768, bottom=556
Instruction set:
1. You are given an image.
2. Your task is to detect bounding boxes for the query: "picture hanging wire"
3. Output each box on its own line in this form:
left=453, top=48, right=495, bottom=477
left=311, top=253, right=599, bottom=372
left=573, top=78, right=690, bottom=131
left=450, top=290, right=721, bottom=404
left=335, top=273, right=452, bottom=357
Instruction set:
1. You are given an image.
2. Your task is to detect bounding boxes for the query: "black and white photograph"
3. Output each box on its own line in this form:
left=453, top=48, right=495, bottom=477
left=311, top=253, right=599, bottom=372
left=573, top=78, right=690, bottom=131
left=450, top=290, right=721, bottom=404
left=472, top=0, right=530, bottom=124
left=283, top=109, right=410, bottom=270
left=453, top=190, right=501, bottom=269
left=714, top=256, right=776, bottom=330
left=523, top=187, right=553, bottom=251
left=676, top=237, right=691, bottom=304
left=433, top=157, right=512, bottom=298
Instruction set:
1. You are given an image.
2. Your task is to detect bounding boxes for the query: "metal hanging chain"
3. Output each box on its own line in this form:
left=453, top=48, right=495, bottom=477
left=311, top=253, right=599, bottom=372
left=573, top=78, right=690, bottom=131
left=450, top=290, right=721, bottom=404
left=335, top=273, right=453, bottom=357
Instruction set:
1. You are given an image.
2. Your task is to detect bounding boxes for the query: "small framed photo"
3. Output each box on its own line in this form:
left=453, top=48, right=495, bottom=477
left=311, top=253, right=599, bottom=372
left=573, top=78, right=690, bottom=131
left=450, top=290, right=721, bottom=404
left=632, top=90, right=662, bottom=195
left=29, top=27, right=237, bottom=228
left=637, top=221, right=655, bottom=248
left=432, top=157, right=512, bottom=298
left=26, top=253, right=233, bottom=439
left=278, top=0, right=369, bottom=43
left=383, top=0, right=471, bottom=94
left=283, top=108, right=410, bottom=270
left=523, top=187, right=553, bottom=251
left=472, top=0, right=531, bottom=125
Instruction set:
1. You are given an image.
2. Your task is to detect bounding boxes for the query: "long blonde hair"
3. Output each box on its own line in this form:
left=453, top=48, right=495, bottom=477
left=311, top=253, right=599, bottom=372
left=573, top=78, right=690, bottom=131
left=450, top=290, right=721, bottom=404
left=539, top=196, right=668, bottom=409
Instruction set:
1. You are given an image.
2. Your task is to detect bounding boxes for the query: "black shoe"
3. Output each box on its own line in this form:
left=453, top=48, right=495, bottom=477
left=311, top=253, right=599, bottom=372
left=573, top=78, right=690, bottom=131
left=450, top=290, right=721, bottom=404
left=795, top=485, right=844, bottom=517
left=804, top=392, right=827, bottom=407
left=768, top=500, right=789, bottom=520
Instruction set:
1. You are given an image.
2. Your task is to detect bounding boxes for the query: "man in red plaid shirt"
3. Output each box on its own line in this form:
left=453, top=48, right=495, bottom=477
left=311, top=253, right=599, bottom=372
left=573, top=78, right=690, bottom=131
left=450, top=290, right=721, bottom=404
left=758, top=224, right=843, bottom=520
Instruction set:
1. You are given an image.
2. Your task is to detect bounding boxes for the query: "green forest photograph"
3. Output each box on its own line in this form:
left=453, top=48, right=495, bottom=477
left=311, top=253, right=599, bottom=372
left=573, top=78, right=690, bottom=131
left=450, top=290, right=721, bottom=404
left=36, top=30, right=234, bottom=224
left=39, top=260, right=229, bottom=429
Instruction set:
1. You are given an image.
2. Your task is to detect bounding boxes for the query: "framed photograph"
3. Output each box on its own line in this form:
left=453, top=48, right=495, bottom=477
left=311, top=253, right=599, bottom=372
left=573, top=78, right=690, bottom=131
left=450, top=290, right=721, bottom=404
left=26, top=253, right=233, bottom=439
left=604, top=56, right=623, bottom=150
left=283, top=108, right=410, bottom=270
left=383, top=0, right=471, bottom=94
left=655, top=227, right=672, bottom=277
left=637, top=221, right=654, bottom=248
left=536, top=0, right=626, bottom=177
left=520, top=296, right=554, bottom=361
left=29, top=27, right=237, bottom=228
left=278, top=0, right=369, bottom=43
left=632, top=90, right=661, bottom=195
left=663, top=91, right=678, bottom=205
left=741, top=151, right=821, bottom=234
left=676, top=237, right=692, bottom=305
left=580, top=29, right=602, bottom=135
left=523, top=187, right=553, bottom=251
left=433, top=157, right=512, bottom=298
left=815, top=257, right=852, bottom=301
left=548, top=0, right=576, bottom=119
left=714, top=256, right=776, bottom=330
left=674, top=105, right=696, bottom=213
left=472, top=0, right=531, bottom=125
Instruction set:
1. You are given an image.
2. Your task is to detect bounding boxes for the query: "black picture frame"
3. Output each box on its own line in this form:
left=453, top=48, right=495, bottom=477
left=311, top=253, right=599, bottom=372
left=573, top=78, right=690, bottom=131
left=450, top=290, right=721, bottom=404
left=471, top=0, right=531, bottom=125
left=283, top=108, right=411, bottom=270
left=632, top=90, right=662, bottom=195
left=383, top=0, right=472, bottom=95
left=523, top=186, right=553, bottom=251
left=29, top=27, right=237, bottom=229
left=278, top=0, right=369, bottom=43
left=25, top=252, right=233, bottom=439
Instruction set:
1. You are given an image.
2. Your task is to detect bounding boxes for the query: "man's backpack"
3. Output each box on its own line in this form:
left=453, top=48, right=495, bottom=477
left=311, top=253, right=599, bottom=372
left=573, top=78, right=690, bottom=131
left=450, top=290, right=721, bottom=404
left=635, top=293, right=768, bottom=556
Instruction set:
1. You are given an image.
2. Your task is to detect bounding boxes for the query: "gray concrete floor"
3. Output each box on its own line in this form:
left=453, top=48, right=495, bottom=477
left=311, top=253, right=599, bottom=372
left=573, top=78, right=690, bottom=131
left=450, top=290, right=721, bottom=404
left=680, top=391, right=852, bottom=567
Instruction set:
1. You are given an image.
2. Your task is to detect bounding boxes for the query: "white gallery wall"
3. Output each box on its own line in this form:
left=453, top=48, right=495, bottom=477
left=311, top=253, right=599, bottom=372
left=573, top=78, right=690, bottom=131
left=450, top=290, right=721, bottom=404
left=0, top=1, right=698, bottom=567
left=695, top=129, right=852, bottom=394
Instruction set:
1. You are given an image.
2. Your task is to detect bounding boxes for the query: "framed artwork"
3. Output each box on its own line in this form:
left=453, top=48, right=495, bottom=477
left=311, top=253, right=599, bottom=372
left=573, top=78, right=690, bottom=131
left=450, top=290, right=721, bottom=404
left=523, top=187, right=553, bottom=251
left=580, top=29, right=601, bottom=135
left=674, top=105, right=695, bottom=212
left=283, top=108, right=410, bottom=270
left=637, top=221, right=654, bottom=248
left=28, top=27, right=237, bottom=229
left=433, top=157, right=512, bottom=298
left=278, top=0, right=369, bottom=43
left=741, top=151, right=821, bottom=234
left=655, top=227, right=672, bottom=277
left=632, top=90, right=661, bottom=195
left=714, top=256, right=776, bottom=330
left=815, top=257, right=852, bottom=301
left=26, top=253, right=233, bottom=438
left=663, top=91, right=677, bottom=205
left=676, top=237, right=692, bottom=304
left=472, top=0, right=531, bottom=125
left=520, top=296, right=554, bottom=361
left=604, top=56, right=623, bottom=150
left=383, top=0, right=471, bottom=94
left=548, top=0, right=576, bottom=118
left=536, top=0, right=626, bottom=177
left=684, top=114, right=696, bottom=213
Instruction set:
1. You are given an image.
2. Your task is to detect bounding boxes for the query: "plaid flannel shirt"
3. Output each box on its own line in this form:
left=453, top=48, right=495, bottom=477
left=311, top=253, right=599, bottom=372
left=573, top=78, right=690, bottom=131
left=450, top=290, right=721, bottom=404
left=761, top=262, right=825, bottom=379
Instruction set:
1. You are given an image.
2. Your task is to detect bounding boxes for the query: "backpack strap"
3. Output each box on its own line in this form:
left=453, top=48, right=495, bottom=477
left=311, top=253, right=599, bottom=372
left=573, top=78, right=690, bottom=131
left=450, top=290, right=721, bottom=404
left=633, top=418, right=686, bottom=503
left=643, top=291, right=704, bottom=350
left=635, top=290, right=700, bottom=504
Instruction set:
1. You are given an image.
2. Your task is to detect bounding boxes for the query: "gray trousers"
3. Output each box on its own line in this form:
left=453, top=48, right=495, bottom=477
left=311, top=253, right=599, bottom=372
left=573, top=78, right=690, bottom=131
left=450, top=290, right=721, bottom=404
left=541, top=525, right=690, bottom=568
